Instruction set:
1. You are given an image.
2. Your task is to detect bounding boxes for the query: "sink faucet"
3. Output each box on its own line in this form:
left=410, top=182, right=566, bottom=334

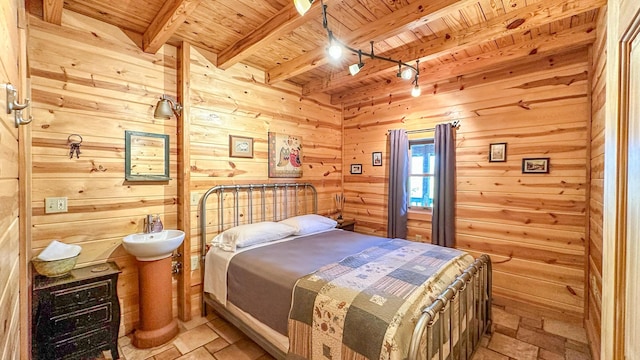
left=144, top=214, right=164, bottom=233
left=144, top=215, right=154, bottom=233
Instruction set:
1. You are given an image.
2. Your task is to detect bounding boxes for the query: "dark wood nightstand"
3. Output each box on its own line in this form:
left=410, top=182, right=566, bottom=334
left=336, top=219, right=355, bottom=231
left=32, top=262, right=121, bottom=360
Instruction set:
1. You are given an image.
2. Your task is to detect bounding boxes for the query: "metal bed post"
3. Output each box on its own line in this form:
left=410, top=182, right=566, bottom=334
left=261, top=184, right=267, bottom=222
left=284, top=184, right=289, bottom=219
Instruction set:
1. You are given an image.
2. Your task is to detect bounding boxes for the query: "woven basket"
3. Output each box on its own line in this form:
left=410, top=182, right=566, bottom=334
left=32, top=255, right=79, bottom=277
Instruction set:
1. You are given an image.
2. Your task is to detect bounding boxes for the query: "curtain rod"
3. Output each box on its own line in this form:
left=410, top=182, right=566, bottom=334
left=387, top=120, right=460, bottom=134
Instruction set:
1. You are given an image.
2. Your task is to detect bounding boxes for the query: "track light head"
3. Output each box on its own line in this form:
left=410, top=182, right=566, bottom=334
left=294, top=0, right=314, bottom=15
left=328, top=43, right=342, bottom=59
left=401, top=67, right=414, bottom=80
left=349, top=62, right=364, bottom=76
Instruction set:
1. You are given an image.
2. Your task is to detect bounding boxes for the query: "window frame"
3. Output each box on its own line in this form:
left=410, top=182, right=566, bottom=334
left=408, top=138, right=435, bottom=211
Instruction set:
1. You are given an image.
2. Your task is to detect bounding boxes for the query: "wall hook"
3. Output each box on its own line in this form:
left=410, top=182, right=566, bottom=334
left=6, top=83, right=30, bottom=113
left=5, top=83, right=33, bottom=127
left=14, top=109, right=33, bottom=127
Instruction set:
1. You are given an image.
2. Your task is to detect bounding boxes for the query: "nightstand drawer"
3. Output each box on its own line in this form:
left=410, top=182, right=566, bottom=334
left=52, top=280, right=112, bottom=313
left=52, top=303, right=112, bottom=336
left=53, top=327, right=111, bottom=359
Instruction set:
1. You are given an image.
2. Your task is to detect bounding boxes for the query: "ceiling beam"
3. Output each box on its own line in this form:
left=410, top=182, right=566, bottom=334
left=142, top=0, right=203, bottom=54
left=42, top=0, right=63, bottom=25
left=217, top=1, right=332, bottom=70
left=332, top=22, right=596, bottom=105
left=307, top=0, right=605, bottom=95
left=266, top=0, right=473, bottom=84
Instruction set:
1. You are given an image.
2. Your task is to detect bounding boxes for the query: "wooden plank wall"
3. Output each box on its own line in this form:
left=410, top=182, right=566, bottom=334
left=0, top=0, right=22, bottom=358
left=28, top=11, right=178, bottom=336
left=187, top=47, right=343, bottom=316
left=342, top=47, right=590, bottom=323
left=586, top=6, right=607, bottom=359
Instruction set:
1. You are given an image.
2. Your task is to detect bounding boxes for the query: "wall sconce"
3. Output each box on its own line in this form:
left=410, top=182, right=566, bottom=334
left=153, top=95, right=182, bottom=119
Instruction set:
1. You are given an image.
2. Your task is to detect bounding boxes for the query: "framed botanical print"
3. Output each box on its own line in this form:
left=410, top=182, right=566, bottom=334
left=522, top=158, right=550, bottom=173
left=229, top=135, right=253, bottom=158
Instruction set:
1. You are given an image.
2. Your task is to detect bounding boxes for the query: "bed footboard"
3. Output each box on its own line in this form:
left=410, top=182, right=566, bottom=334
left=408, top=254, right=492, bottom=360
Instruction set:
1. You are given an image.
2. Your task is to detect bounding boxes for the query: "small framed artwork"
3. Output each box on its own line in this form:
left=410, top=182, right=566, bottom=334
left=350, top=164, right=362, bottom=174
left=489, top=143, right=507, bottom=162
left=522, top=158, right=550, bottom=174
left=372, top=152, right=382, bottom=166
left=229, top=135, right=254, bottom=158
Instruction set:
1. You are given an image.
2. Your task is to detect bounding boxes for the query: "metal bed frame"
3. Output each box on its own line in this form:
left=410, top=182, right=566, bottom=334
left=199, top=182, right=492, bottom=360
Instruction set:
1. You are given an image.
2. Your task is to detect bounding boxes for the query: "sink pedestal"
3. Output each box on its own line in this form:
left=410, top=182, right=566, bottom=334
left=132, top=257, right=178, bottom=348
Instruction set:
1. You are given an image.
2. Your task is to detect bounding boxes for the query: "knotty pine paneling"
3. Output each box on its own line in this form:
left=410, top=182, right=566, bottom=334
left=187, top=47, right=342, bottom=317
left=586, top=6, right=607, bottom=359
left=0, top=0, right=21, bottom=358
left=342, top=47, right=590, bottom=323
left=28, top=11, right=178, bottom=336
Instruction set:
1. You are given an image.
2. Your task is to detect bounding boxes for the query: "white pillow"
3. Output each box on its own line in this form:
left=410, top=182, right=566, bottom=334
left=212, top=221, right=296, bottom=252
left=279, top=214, right=337, bottom=235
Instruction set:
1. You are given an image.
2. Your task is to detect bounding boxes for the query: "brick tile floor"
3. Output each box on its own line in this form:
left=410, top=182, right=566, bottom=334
left=95, top=304, right=591, bottom=360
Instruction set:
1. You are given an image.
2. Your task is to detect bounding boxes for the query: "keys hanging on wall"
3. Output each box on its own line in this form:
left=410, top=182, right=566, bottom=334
left=68, top=134, right=82, bottom=159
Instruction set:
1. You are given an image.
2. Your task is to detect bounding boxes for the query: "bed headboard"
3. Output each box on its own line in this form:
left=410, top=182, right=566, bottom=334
left=199, top=183, right=317, bottom=259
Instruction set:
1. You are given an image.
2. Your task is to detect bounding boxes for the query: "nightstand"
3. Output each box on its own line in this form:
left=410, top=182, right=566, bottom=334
left=336, top=219, right=355, bottom=231
left=32, top=262, right=121, bottom=360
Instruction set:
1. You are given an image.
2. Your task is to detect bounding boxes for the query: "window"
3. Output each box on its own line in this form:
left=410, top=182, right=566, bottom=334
left=409, top=139, right=435, bottom=209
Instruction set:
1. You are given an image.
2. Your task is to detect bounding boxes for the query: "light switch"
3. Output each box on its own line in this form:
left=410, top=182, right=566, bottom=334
left=45, top=197, right=68, bottom=214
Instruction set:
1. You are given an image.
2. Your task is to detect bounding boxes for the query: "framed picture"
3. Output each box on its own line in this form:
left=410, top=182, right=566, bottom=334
left=229, top=135, right=253, bottom=158
left=522, top=158, right=550, bottom=173
left=350, top=164, right=362, bottom=174
left=372, top=152, right=382, bottom=166
left=268, top=132, right=303, bottom=178
left=489, top=143, right=507, bottom=162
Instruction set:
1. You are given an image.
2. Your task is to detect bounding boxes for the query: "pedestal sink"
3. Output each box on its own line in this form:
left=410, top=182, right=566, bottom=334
left=123, top=230, right=185, bottom=349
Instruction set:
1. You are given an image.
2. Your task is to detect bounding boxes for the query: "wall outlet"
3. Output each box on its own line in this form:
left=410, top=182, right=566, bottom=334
left=415, top=234, right=422, bottom=241
left=191, top=255, right=199, bottom=270
left=45, top=197, right=68, bottom=214
left=190, top=192, right=200, bottom=206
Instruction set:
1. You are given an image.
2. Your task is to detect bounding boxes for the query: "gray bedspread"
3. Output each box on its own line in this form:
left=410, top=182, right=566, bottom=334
left=227, top=230, right=390, bottom=335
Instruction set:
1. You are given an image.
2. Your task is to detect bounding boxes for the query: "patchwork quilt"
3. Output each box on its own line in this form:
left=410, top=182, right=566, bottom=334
left=287, top=239, right=474, bottom=360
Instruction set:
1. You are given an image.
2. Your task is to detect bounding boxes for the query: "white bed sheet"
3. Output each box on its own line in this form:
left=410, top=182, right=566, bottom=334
left=203, top=228, right=336, bottom=306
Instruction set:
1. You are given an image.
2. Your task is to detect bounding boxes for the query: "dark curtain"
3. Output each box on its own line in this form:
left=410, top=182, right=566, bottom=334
left=432, top=123, right=456, bottom=247
left=387, top=130, right=409, bottom=239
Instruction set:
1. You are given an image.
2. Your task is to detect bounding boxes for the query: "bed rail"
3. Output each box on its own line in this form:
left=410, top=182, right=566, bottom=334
left=408, top=254, right=492, bottom=360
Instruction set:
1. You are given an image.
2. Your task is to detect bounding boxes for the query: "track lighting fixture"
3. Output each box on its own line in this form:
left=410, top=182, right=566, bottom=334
left=298, top=0, right=422, bottom=97
left=154, top=94, right=182, bottom=119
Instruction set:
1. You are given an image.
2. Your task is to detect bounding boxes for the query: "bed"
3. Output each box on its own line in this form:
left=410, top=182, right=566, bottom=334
left=199, top=183, right=491, bottom=360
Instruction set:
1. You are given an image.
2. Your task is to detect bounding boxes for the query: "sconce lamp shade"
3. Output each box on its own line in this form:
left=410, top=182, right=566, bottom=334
left=154, top=95, right=182, bottom=119
left=294, top=0, right=314, bottom=15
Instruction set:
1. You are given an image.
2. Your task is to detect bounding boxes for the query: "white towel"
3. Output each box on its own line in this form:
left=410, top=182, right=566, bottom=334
left=37, top=240, right=81, bottom=261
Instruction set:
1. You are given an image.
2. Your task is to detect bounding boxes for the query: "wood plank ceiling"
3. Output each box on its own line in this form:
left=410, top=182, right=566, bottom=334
left=30, top=0, right=604, bottom=104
